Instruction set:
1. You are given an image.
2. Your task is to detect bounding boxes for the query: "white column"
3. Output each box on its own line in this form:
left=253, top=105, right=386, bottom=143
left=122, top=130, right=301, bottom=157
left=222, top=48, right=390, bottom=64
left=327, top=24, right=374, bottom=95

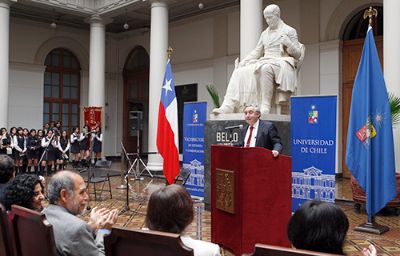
left=0, top=0, right=10, bottom=127
left=147, top=1, right=168, bottom=171
left=88, top=14, right=106, bottom=108
left=240, top=0, right=263, bottom=60
left=384, top=0, right=400, bottom=170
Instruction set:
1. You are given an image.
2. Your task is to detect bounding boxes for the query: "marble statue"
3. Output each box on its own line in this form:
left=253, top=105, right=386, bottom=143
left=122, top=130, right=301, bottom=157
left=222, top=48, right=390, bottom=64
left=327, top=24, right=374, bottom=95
left=213, top=4, right=305, bottom=115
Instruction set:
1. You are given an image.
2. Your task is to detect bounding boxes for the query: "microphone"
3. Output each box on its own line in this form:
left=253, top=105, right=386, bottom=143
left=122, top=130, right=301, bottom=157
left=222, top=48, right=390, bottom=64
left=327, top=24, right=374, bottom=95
left=224, top=124, right=243, bottom=130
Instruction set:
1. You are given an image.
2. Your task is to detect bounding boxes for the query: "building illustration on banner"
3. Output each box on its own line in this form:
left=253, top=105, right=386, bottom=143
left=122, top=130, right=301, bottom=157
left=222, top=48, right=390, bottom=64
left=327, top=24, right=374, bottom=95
left=183, top=159, right=204, bottom=188
left=292, top=166, right=335, bottom=202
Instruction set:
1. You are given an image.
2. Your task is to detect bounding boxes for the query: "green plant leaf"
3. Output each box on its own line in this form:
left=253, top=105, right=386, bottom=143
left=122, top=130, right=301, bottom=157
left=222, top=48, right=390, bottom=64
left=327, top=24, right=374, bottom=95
left=389, top=92, right=400, bottom=128
left=206, top=84, right=221, bottom=108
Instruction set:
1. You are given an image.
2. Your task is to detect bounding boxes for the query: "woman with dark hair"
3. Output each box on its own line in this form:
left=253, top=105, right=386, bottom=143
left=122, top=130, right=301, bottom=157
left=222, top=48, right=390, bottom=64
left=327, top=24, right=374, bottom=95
left=0, top=128, right=12, bottom=156
left=91, top=126, right=102, bottom=165
left=3, top=174, right=45, bottom=211
left=13, top=127, right=26, bottom=174
left=79, top=125, right=90, bottom=167
left=27, top=129, right=41, bottom=175
left=145, top=184, right=220, bottom=256
left=288, top=200, right=348, bottom=254
left=57, top=130, right=70, bottom=170
left=70, top=127, right=81, bottom=168
left=41, top=129, right=57, bottom=175
left=288, top=200, right=377, bottom=255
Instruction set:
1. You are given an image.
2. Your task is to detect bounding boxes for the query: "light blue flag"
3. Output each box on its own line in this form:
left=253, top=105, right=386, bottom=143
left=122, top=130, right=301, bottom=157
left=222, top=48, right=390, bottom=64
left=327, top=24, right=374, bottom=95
left=346, top=26, right=397, bottom=222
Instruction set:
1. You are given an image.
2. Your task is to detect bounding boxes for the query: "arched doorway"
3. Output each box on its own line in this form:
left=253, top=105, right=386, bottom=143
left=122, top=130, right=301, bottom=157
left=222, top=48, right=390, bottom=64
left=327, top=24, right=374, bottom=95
left=341, top=6, right=383, bottom=178
left=123, top=46, right=149, bottom=154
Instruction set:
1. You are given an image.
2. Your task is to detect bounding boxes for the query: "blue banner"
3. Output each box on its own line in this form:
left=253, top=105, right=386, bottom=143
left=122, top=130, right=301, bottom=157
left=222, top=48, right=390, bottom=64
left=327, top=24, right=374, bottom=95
left=291, top=96, right=337, bottom=212
left=183, top=102, right=207, bottom=198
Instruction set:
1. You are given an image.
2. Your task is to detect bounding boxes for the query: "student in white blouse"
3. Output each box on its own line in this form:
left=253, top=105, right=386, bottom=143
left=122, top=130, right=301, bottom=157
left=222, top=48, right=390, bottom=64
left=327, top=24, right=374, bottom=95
left=145, top=184, right=221, bottom=256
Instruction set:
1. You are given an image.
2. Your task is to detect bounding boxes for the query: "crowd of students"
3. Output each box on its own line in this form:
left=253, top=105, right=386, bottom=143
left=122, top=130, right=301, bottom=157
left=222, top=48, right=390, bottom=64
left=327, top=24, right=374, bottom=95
left=0, top=121, right=103, bottom=176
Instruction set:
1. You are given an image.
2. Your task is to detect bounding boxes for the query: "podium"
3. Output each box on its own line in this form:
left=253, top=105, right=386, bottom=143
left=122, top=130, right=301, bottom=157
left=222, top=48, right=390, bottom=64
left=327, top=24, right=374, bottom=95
left=211, top=145, right=292, bottom=255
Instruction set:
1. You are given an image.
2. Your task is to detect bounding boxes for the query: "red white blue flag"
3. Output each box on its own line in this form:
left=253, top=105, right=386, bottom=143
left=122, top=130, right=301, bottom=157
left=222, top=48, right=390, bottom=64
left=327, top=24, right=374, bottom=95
left=157, top=59, right=180, bottom=184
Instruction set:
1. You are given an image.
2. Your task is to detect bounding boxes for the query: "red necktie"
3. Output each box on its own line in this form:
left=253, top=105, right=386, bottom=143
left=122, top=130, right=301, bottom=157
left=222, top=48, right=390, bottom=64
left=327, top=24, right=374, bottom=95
left=245, top=126, right=254, bottom=147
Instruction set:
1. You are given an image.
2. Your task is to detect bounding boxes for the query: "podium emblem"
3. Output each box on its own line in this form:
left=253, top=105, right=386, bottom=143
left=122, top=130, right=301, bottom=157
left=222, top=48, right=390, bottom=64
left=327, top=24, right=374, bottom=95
left=215, top=168, right=235, bottom=214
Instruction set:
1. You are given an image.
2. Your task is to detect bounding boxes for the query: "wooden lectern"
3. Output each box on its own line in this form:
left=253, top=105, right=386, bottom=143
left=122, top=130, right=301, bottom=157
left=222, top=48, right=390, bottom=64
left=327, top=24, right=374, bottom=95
left=211, top=145, right=292, bottom=255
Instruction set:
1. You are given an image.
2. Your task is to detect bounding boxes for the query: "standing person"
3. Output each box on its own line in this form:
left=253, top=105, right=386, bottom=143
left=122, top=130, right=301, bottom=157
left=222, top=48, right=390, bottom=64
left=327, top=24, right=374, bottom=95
left=57, top=130, right=70, bottom=170
left=42, top=170, right=118, bottom=256
left=13, top=127, right=27, bottom=174
left=70, top=127, right=81, bottom=168
left=27, top=129, right=41, bottom=175
left=145, top=184, right=221, bottom=256
left=22, top=128, right=30, bottom=173
left=91, top=126, right=102, bottom=165
left=41, top=130, right=57, bottom=176
left=43, top=123, right=50, bottom=136
left=0, top=128, right=12, bottom=156
left=9, top=127, right=17, bottom=161
left=239, top=104, right=282, bottom=157
left=79, top=125, right=91, bottom=167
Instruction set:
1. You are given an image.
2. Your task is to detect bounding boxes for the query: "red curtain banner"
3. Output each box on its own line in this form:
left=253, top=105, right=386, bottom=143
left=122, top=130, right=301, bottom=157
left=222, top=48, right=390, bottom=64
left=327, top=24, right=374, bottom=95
left=83, top=107, right=102, bottom=130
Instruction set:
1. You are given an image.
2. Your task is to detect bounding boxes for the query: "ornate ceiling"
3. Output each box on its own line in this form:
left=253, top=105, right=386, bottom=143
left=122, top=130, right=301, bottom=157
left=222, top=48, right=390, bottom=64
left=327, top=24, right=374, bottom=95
left=11, top=0, right=239, bottom=33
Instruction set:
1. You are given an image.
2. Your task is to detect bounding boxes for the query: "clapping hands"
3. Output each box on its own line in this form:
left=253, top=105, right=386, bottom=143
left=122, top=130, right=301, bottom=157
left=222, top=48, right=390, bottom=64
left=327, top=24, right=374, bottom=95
left=88, top=207, right=119, bottom=231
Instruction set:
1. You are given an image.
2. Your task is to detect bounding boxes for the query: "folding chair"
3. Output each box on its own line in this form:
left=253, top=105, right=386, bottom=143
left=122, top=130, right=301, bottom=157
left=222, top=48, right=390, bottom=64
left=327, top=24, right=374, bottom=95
left=174, top=168, right=191, bottom=185
left=81, top=160, right=113, bottom=201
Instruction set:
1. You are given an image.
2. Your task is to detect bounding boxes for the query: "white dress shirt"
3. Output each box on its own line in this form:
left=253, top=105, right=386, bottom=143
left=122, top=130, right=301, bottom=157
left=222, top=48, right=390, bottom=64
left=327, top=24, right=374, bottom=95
left=243, top=119, right=259, bottom=147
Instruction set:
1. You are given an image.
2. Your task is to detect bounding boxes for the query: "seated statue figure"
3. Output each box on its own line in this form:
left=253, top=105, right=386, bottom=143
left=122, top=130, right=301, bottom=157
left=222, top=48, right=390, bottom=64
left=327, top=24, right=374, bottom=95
left=213, top=4, right=304, bottom=115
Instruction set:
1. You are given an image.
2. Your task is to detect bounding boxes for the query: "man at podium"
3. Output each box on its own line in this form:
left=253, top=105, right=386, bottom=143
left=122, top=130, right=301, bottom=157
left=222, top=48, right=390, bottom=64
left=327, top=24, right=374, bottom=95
left=239, top=105, right=282, bottom=157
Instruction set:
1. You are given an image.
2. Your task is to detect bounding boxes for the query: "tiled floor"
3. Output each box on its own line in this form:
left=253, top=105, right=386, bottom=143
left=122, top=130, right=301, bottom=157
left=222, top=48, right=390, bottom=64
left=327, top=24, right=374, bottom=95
left=74, top=163, right=400, bottom=256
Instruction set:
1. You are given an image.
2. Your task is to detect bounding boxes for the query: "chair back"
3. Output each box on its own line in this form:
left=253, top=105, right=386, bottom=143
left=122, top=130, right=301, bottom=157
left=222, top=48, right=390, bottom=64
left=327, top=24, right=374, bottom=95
left=95, top=159, right=112, bottom=169
left=252, top=244, right=343, bottom=256
left=104, top=227, right=194, bottom=256
left=0, top=203, right=14, bottom=256
left=9, top=205, right=58, bottom=256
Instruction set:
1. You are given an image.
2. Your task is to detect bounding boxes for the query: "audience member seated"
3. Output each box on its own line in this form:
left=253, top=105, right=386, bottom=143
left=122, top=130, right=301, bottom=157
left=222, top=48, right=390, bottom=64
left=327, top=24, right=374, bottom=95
left=145, top=184, right=221, bottom=256
left=0, top=155, right=15, bottom=204
left=42, top=170, right=118, bottom=256
left=3, top=174, right=45, bottom=211
left=288, top=200, right=377, bottom=256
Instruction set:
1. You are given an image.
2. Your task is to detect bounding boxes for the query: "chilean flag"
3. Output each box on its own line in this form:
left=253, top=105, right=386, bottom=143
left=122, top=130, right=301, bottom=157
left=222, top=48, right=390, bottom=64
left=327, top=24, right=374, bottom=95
left=157, top=59, right=180, bottom=184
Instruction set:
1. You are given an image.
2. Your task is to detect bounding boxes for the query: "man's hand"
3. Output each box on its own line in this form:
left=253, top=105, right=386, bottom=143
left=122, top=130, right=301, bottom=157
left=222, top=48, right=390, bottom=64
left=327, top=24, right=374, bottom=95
left=272, top=150, right=279, bottom=158
left=99, top=209, right=119, bottom=230
left=88, top=207, right=110, bottom=231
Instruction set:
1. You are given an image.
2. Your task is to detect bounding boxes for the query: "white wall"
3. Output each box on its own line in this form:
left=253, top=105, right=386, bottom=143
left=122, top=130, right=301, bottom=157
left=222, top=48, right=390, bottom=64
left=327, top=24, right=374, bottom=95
left=8, top=63, right=45, bottom=129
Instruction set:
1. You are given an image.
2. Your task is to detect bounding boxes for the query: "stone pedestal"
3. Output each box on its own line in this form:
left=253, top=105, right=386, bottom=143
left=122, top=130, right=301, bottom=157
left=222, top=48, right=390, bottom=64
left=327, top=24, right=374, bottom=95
left=204, top=113, right=291, bottom=209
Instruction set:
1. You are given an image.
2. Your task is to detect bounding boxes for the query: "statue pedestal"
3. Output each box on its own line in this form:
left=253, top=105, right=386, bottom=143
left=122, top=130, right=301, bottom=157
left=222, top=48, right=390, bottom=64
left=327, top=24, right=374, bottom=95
left=203, top=113, right=291, bottom=209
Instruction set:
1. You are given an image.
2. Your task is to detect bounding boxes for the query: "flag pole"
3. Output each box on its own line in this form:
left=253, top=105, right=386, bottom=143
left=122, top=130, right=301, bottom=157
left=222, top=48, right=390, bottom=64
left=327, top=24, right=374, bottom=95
left=352, top=7, right=390, bottom=235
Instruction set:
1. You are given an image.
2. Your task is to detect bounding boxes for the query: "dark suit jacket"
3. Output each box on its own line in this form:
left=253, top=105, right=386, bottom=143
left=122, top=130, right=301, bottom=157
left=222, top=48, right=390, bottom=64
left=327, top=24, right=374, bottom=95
left=239, top=119, right=283, bottom=152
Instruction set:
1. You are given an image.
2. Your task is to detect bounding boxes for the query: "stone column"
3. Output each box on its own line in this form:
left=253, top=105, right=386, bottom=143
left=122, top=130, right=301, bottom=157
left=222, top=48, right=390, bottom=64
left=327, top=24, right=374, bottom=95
left=384, top=0, right=400, bottom=170
left=0, top=0, right=10, bottom=127
left=88, top=14, right=107, bottom=158
left=240, top=0, right=263, bottom=60
left=147, top=0, right=168, bottom=172
left=88, top=14, right=106, bottom=108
